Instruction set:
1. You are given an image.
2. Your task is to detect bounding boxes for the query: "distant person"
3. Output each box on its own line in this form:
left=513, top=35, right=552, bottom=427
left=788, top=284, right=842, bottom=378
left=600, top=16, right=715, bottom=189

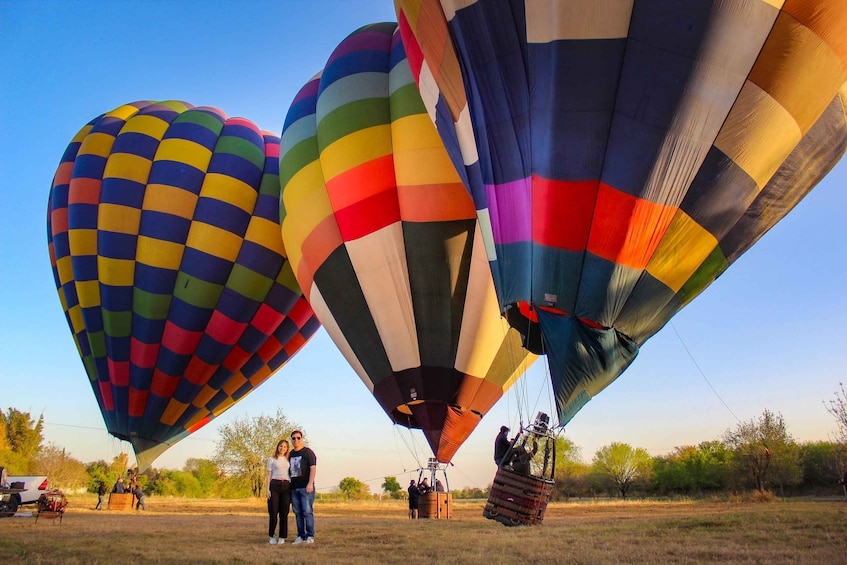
left=0, top=466, right=9, bottom=489
left=839, top=465, right=847, bottom=500
left=265, top=439, right=291, bottom=545
left=95, top=481, right=107, bottom=510
left=112, top=476, right=126, bottom=494
left=494, top=426, right=511, bottom=466
left=419, top=478, right=431, bottom=494
left=133, top=484, right=146, bottom=511
left=289, top=430, right=317, bottom=545
left=435, top=479, right=445, bottom=493
left=407, top=479, right=421, bottom=519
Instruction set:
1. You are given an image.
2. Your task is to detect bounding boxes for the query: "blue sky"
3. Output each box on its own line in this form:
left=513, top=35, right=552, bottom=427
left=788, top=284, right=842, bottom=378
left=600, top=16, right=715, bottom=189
left=2, top=1, right=845, bottom=492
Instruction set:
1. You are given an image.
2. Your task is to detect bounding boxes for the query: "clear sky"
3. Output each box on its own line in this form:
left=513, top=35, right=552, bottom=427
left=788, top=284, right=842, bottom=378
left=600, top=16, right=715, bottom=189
left=2, top=1, right=845, bottom=493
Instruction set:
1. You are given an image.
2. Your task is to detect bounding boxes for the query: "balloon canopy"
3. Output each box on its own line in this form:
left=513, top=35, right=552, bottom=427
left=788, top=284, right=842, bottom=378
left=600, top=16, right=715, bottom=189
left=47, top=101, right=320, bottom=469
left=279, top=23, right=535, bottom=463
left=395, top=0, right=847, bottom=422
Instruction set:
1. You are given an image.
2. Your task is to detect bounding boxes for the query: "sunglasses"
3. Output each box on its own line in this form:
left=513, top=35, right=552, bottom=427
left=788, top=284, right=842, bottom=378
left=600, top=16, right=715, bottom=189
left=291, top=436, right=302, bottom=440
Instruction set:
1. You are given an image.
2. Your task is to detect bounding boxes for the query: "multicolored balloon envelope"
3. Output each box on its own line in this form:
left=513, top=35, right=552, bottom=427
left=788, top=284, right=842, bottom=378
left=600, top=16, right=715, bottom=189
left=280, top=23, right=535, bottom=463
left=395, top=1, right=847, bottom=422
left=47, top=101, right=320, bottom=469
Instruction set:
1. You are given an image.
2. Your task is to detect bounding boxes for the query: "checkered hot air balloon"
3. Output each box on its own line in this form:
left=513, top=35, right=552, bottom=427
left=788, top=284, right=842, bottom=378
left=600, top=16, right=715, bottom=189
left=395, top=0, right=847, bottom=423
left=279, top=24, right=535, bottom=463
left=47, top=101, right=320, bottom=470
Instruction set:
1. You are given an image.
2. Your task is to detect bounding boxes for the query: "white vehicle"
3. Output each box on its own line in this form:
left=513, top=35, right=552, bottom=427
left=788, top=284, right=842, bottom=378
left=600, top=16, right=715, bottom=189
left=2, top=475, right=49, bottom=513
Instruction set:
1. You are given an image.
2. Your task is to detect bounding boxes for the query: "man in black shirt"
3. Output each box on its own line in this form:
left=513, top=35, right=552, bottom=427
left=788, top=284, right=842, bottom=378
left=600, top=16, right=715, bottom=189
left=289, top=430, right=317, bottom=544
left=494, top=426, right=511, bottom=466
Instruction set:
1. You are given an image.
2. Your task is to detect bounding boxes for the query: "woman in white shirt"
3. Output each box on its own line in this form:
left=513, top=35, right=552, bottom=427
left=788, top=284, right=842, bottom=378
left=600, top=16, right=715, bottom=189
left=265, top=439, right=291, bottom=544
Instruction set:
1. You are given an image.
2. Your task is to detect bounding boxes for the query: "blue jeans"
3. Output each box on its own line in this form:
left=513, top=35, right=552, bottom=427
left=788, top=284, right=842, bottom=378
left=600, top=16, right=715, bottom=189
left=290, top=487, right=315, bottom=539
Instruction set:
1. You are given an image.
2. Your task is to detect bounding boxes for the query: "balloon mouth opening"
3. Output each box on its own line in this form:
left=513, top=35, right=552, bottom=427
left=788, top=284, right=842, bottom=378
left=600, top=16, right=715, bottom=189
left=390, top=401, right=481, bottom=430
left=505, top=304, right=545, bottom=354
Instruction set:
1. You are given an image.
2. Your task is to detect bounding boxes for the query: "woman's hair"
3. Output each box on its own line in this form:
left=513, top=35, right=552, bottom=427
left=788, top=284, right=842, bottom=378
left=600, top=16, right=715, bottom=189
left=273, top=439, right=290, bottom=459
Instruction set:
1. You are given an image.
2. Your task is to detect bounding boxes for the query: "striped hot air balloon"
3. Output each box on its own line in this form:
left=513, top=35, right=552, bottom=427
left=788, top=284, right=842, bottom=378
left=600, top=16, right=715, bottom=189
left=279, top=23, right=534, bottom=463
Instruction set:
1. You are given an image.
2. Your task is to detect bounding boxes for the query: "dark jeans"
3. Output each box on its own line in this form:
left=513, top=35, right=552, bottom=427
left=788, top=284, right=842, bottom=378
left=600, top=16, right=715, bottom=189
left=291, top=487, right=315, bottom=539
left=267, top=480, right=290, bottom=539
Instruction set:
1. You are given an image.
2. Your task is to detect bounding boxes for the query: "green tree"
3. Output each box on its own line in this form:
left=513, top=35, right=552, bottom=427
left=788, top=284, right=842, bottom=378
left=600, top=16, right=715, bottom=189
left=591, top=442, right=653, bottom=498
left=213, top=409, right=300, bottom=497
left=552, top=436, right=590, bottom=500
left=723, top=409, right=801, bottom=494
left=338, top=477, right=370, bottom=499
left=0, top=408, right=44, bottom=472
left=451, top=486, right=488, bottom=499
left=150, top=469, right=203, bottom=497
left=86, top=460, right=111, bottom=493
left=184, top=458, right=220, bottom=496
left=381, top=476, right=402, bottom=498
left=798, top=441, right=847, bottom=493
left=652, top=441, right=731, bottom=495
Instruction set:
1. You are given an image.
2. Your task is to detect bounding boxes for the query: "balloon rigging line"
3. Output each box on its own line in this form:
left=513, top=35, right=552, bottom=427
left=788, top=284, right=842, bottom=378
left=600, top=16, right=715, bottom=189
left=393, top=423, right=425, bottom=469
left=391, top=426, right=410, bottom=473
left=670, top=321, right=741, bottom=423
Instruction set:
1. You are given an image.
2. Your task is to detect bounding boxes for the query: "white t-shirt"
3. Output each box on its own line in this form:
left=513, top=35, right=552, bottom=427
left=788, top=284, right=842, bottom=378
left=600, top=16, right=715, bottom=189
left=267, top=456, right=290, bottom=481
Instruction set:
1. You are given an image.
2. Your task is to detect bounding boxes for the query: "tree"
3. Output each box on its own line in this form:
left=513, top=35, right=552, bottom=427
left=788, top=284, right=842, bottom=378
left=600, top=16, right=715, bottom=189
left=824, top=382, right=847, bottom=446
left=33, top=443, right=89, bottom=490
left=381, top=476, right=402, bottom=498
left=213, top=409, right=300, bottom=497
left=338, top=476, right=370, bottom=500
left=184, top=458, right=221, bottom=496
left=150, top=469, right=203, bottom=497
left=0, top=408, right=44, bottom=472
left=798, top=441, right=847, bottom=493
left=590, top=442, right=653, bottom=498
left=652, top=441, right=731, bottom=495
left=552, top=436, right=590, bottom=500
left=723, top=409, right=801, bottom=494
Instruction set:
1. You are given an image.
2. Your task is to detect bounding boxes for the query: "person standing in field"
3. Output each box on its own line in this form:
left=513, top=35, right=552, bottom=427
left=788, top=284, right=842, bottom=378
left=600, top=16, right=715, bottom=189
left=133, top=483, right=146, bottom=511
left=265, top=439, right=291, bottom=545
left=288, top=430, right=317, bottom=544
left=407, top=479, right=421, bottom=519
left=95, top=481, right=107, bottom=510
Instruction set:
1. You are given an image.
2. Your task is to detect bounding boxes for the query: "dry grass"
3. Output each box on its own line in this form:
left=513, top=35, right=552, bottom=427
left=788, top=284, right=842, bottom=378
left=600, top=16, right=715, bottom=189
left=1, top=495, right=846, bottom=564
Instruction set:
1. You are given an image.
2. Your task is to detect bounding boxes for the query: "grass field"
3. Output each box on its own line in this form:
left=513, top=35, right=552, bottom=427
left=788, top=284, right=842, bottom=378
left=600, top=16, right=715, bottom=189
left=1, top=495, right=845, bottom=564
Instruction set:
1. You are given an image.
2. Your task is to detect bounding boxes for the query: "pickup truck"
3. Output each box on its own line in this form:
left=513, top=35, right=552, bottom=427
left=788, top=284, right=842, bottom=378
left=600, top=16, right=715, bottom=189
left=1, top=475, right=49, bottom=513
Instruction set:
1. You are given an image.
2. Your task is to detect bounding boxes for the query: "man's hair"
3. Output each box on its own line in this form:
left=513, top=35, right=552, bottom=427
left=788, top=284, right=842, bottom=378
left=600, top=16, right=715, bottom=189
left=291, top=429, right=303, bottom=437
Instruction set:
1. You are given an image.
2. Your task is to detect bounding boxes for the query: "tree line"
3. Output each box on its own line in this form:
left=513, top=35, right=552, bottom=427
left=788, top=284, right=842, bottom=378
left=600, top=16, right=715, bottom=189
left=2, top=383, right=845, bottom=500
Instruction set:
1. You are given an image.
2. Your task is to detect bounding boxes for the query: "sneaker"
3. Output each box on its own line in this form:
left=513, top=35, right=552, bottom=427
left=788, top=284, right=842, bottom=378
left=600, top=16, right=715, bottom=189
left=269, top=537, right=277, bottom=545
left=305, top=537, right=315, bottom=544
left=277, top=538, right=285, bottom=545
left=292, top=537, right=305, bottom=545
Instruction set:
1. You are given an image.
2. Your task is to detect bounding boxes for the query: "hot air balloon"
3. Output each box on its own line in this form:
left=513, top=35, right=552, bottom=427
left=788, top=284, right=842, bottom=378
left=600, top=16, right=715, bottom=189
left=395, top=0, right=847, bottom=424
left=47, top=101, right=320, bottom=470
left=279, top=23, right=534, bottom=464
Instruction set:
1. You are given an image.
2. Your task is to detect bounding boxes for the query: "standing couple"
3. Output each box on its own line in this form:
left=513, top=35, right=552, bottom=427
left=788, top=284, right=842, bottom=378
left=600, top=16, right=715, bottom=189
left=265, top=430, right=317, bottom=545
